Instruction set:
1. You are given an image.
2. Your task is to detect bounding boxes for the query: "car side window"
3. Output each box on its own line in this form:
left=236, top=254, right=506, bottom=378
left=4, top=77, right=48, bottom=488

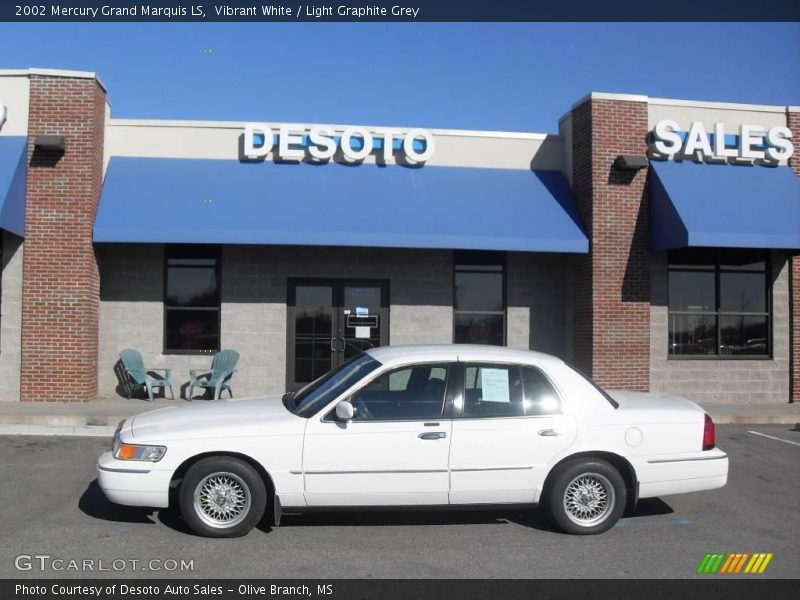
left=521, top=366, right=562, bottom=415
left=349, top=363, right=449, bottom=421
left=462, top=363, right=523, bottom=418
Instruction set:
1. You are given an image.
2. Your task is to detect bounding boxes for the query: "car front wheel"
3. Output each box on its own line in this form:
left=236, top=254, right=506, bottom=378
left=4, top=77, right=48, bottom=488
left=179, top=456, right=267, bottom=538
left=547, top=458, right=626, bottom=535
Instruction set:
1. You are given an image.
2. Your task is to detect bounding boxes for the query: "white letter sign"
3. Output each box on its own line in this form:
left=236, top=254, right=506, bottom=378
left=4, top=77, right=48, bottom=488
left=649, top=119, right=794, bottom=164
left=243, top=123, right=272, bottom=159
left=765, top=126, right=793, bottom=161
left=652, top=119, right=682, bottom=157
left=403, top=128, right=436, bottom=163
left=242, top=123, right=435, bottom=164
left=340, top=127, right=373, bottom=161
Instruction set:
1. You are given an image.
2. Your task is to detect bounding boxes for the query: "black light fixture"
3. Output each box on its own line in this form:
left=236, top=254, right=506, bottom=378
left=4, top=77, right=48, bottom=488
left=614, top=154, right=649, bottom=171
left=34, top=135, right=66, bottom=152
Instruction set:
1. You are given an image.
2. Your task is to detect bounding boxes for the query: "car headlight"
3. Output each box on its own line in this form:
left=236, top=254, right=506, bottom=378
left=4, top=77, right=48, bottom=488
left=111, top=421, right=123, bottom=451
left=112, top=434, right=166, bottom=462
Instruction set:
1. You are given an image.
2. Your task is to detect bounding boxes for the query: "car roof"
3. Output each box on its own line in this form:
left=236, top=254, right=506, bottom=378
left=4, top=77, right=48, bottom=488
left=365, top=344, right=564, bottom=367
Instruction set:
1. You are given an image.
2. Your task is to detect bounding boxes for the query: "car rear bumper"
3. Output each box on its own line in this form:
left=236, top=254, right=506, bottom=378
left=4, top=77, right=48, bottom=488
left=96, top=451, right=172, bottom=508
left=634, top=447, right=728, bottom=498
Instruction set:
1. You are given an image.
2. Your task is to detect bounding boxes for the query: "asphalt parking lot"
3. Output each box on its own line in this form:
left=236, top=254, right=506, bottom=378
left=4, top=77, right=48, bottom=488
left=0, top=425, right=797, bottom=579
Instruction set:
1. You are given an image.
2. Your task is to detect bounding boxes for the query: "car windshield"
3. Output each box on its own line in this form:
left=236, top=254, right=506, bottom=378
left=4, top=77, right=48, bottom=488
left=290, top=353, right=382, bottom=418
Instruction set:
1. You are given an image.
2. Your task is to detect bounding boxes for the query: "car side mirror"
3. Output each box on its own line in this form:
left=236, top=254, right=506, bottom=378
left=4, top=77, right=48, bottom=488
left=335, top=400, right=355, bottom=421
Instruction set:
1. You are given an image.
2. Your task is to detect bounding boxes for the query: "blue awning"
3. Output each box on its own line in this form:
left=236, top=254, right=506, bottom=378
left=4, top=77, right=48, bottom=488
left=94, top=158, right=588, bottom=253
left=650, top=160, right=800, bottom=251
left=0, top=136, right=27, bottom=237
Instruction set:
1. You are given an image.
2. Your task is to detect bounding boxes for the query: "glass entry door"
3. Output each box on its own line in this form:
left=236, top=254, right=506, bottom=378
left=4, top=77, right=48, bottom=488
left=287, top=279, right=389, bottom=390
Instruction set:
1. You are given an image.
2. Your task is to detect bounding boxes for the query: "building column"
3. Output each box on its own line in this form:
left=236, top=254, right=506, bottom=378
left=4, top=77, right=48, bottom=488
left=568, top=94, right=651, bottom=391
left=20, top=73, right=106, bottom=402
left=787, top=108, right=800, bottom=404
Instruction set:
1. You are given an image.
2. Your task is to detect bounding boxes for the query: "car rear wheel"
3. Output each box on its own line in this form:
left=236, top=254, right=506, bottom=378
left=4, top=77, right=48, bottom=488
left=547, top=458, right=626, bottom=535
left=179, top=456, right=266, bottom=538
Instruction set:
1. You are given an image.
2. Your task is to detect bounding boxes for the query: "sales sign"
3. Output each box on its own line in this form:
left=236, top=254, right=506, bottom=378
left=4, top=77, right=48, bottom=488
left=649, top=119, right=794, bottom=163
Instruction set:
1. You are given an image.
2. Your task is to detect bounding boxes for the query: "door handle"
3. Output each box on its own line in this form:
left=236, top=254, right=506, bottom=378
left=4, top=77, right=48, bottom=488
left=418, top=432, right=447, bottom=440
left=330, top=338, right=337, bottom=352
left=538, top=429, right=562, bottom=437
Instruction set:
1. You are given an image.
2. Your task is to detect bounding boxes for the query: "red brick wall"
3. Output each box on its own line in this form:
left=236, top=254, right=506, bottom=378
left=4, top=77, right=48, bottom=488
left=570, top=97, right=651, bottom=391
left=788, top=109, right=800, bottom=404
left=568, top=101, right=594, bottom=375
left=20, top=75, right=106, bottom=402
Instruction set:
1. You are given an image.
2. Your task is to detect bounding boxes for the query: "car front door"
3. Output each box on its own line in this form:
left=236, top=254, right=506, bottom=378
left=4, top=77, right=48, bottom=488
left=448, top=362, right=578, bottom=504
left=302, top=362, right=453, bottom=506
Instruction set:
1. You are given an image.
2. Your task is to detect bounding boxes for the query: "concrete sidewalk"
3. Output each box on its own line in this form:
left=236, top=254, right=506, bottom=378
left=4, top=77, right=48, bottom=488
left=0, top=396, right=798, bottom=436
left=0, top=397, right=184, bottom=436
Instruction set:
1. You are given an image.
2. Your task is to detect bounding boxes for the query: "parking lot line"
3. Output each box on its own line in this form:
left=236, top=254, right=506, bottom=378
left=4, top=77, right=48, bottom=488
left=747, top=430, right=800, bottom=447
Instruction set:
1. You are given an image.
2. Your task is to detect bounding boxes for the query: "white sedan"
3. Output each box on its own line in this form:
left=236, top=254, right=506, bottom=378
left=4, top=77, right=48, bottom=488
left=97, top=345, right=728, bottom=537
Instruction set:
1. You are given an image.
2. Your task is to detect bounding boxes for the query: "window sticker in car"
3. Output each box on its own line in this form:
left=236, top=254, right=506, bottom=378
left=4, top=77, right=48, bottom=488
left=480, top=368, right=510, bottom=403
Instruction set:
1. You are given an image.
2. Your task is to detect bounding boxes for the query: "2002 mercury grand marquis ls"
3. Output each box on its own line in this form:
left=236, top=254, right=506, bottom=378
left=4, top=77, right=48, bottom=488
left=97, top=345, right=728, bottom=537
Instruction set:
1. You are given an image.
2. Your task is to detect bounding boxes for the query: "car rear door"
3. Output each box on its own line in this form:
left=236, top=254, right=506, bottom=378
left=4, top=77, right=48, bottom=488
left=302, top=362, right=454, bottom=506
left=448, top=361, right=577, bottom=505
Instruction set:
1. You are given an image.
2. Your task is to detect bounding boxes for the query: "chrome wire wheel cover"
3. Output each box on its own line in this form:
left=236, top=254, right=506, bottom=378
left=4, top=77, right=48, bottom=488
left=563, top=472, right=615, bottom=527
left=193, top=471, right=251, bottom=529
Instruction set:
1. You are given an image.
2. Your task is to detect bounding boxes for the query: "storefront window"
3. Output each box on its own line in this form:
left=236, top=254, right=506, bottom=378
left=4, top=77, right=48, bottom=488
left=164, top=245, right=221, bottom=354
left=454, top=251, right=505, bottom=345
left=668, top=249, right=769, bottom=358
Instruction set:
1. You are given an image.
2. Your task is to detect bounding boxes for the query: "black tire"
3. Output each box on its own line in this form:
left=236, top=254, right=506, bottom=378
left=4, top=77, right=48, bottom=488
left=179, top=456, right=267, bottom=538
left=546, top=458, right=626, bottom=535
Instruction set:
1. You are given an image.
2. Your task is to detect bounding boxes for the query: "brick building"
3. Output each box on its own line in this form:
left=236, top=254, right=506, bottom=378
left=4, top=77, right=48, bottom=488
left=0, top=69, right=797, bottom=405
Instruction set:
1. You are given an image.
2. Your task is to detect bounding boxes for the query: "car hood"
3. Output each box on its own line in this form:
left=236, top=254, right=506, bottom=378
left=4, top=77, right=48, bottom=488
left=128, top=394, right=305, bottom=443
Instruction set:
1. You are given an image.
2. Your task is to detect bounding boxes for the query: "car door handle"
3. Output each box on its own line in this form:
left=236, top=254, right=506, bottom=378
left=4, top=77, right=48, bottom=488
left=538, top=429, right=562, bottom=437
left=418, top=432, right=447, bottom=440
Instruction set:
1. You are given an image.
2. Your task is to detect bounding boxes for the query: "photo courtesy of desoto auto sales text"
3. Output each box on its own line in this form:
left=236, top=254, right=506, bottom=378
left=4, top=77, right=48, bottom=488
left=0, top=1, right=798, bottom=598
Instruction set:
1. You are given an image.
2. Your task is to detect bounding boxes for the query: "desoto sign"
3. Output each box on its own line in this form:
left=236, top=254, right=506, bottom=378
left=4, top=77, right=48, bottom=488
left=243, top=123, right=435, bottom=163
left=649, top=119, right=794, bottom=163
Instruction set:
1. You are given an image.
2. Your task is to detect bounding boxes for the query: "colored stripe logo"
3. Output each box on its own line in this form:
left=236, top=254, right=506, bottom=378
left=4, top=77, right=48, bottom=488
left=696, top=552, right=773, bottom=574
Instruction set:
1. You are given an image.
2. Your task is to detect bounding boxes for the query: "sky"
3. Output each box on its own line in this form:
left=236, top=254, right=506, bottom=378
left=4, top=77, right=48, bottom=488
left=0, top=22, right=798, bottom=132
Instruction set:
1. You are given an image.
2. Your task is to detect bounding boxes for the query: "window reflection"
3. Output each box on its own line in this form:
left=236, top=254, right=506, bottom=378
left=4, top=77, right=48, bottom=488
left=668, top=271, right=715, bottom=312
left=164, top=246, right=221, bottom=353
left=668, top=249, right=769, bottom=358
left=454, top=314, right=504, bottom=346
left=454, top=252, right=505, bottom=345
left=455, top=271, right=503, bottom=312
left=669, top=314, right=717, bottom=356
left=720, top=316, right=768, bottom=356
left=294, top=286, right=333, bottom=384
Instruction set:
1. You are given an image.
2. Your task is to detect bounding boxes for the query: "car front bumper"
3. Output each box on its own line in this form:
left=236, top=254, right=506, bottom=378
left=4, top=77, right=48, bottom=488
left=96, top=451, right=172, bottom=508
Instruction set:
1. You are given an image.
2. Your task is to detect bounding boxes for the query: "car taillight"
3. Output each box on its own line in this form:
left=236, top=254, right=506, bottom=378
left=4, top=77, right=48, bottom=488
left=702, top=413, right=715, bottom=450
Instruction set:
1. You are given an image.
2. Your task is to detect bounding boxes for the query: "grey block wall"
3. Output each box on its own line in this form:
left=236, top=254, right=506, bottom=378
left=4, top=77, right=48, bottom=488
left=98, top=245, right=455, bottom=399
left=650, top=251, right=791, bottom=405
left=97, top=244, right=570, bottom=400
left=218, top=245, right=456, bottom=397
left=0, top=233, right=23, bottom=402
left=506, top=252, right=568, bottom=358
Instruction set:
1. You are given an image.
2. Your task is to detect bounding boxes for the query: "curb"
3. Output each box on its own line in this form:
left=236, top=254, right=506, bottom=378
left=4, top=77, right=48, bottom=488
left=0, top=424, right=115, bottom=437
left=708, top=414, right=800, bottom=425
left=0, top=415, right=128, bottom=427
